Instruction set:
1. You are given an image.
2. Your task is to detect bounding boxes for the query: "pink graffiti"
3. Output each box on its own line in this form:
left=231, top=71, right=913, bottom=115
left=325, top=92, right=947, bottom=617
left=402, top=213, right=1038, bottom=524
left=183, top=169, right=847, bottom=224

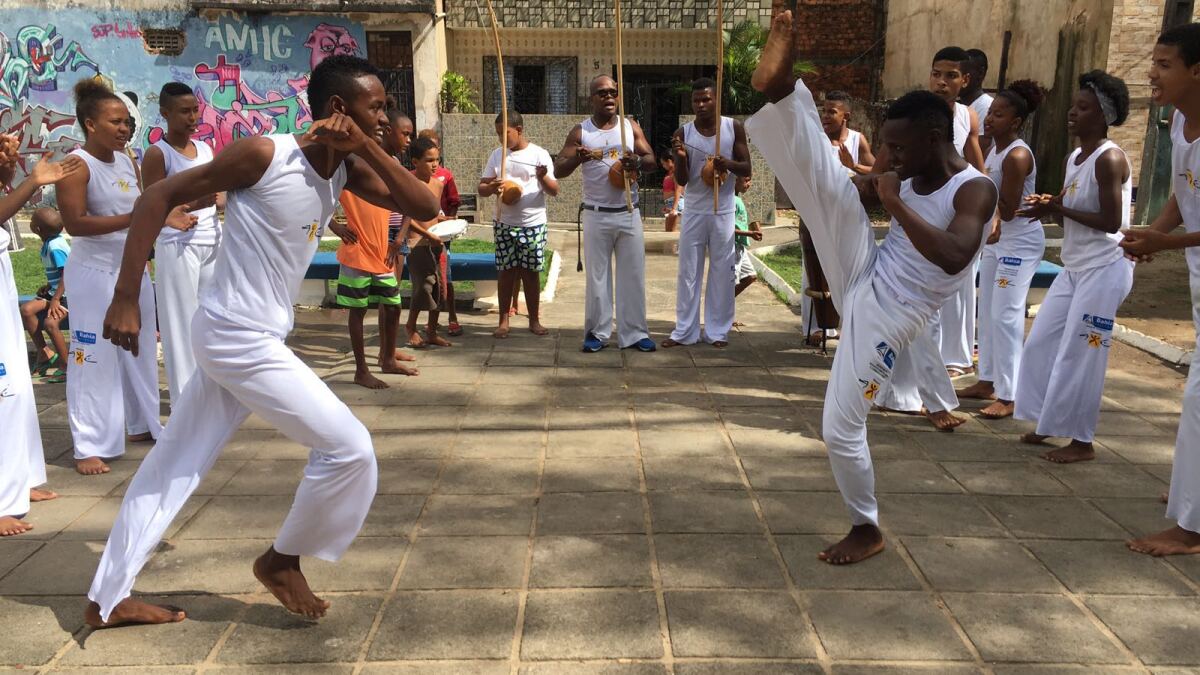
left=303, top=23, right=359, bottom=70
left=147, top=55, right=312, bottom=152
left=91, top=22, right=142, bottom=39
left=0, top=100, right=81, bottom=182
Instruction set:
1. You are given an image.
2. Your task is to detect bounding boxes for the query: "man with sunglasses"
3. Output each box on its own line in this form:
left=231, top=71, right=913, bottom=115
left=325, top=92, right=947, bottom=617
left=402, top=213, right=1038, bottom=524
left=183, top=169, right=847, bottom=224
left=555, top=75, right=658, bottom=353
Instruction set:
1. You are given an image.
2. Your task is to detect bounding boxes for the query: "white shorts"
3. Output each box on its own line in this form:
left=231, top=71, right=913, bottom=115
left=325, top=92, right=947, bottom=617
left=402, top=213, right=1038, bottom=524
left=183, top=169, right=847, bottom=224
left=736, top=247, right=757, bottom=281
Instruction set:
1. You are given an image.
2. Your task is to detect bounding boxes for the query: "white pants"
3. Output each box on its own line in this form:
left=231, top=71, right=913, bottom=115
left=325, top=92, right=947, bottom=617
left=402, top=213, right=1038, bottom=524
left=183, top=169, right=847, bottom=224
left=874, top=325, right=959, bottom=414
left=672, top=211, right=736, bottom=344
left=0, top=250, right=45, bottom=518
left=65, top=262, right=162, bottom=460
left=748, top=79, right=930, bottom=526
left=156, top=241, right=219, bottom=407
left=582, top=208, right=649, bottom=348
left=936, top=257, right=978, bottom=368
left=1014, top=257, right=1134, bottom=441
left=1167, top=282, right=1200, bottom=533
left=88, top=308, right=377, bottom=621
left=976, top=228, right=1045, bottom=401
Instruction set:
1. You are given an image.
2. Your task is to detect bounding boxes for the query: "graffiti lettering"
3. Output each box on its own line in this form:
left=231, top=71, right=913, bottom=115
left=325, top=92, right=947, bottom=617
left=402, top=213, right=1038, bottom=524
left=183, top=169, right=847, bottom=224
left=203, top=22, right=293, bottom=62
left=91, top=22, right=142, bottom=39
left=0, top=100, right=81, bottom=182
left=0, top=23, right=100, bottom=108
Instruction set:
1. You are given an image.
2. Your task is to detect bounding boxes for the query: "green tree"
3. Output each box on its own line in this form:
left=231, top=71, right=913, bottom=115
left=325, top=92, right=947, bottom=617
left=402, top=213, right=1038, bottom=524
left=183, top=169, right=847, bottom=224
left=721, top=20, right=816, bottom=114
left=440, top=71, right=481, bottom=114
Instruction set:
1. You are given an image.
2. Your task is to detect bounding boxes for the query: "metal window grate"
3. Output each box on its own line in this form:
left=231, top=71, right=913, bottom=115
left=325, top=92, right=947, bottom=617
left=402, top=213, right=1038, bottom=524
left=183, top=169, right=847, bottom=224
left=142, top=28, right=186, bottom=56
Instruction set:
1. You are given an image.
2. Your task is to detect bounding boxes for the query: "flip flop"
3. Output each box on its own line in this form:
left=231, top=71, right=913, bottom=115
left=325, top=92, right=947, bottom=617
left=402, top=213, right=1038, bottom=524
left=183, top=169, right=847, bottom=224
left=447, top=322, right=464, bottom=337
left=32, top=353, right=59, bottom=376
left=43, top=368, right=66, bottom=384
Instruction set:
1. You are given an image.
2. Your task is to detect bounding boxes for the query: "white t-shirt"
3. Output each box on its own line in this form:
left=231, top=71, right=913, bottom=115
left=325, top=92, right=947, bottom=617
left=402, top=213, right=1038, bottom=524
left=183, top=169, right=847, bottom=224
left=482, top=143, right=555, bottom=227
left=1171, top=110, right=1200, bottom=283
left=1059, top=141, right=1130, bottom=272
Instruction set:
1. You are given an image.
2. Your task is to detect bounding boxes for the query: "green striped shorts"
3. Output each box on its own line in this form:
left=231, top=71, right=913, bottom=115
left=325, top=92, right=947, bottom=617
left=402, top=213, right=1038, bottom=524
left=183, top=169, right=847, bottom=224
left=336, top=265, right=402, bottom=308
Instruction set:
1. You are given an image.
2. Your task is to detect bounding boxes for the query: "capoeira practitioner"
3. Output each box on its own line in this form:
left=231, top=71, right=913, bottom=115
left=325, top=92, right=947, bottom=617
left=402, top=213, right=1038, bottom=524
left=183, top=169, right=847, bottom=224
left=1014, top=70, right=1133, bottom=464
left=748, top=10, right=996, bottom=562
left=141, top=82, right=223, bottom=407
left=57, top=80, right=187, bottom=475
left=1123, top=23, right=1200, bottom=557
left=84, top=55, right=439, bottom=627
left=554, top=75, right=657, bottom=353
left=872, top=46, right=986, bottom=429
left=662, top=78, right=753, bottom=349
left=962, top=49, right=995, bottom=157
left=801, top=90, right=877, bottom=345
left=0, top=153, right=82, bottom=536
left=957, top=80, right=1047, bottom=419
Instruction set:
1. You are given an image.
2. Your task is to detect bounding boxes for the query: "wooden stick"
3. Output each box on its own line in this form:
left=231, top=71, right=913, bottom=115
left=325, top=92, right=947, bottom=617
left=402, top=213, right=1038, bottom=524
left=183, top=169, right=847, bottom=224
left=483, top=0, right=508, bottom=214
left=614, top=0, right=633, bottom=212
left=713, top=0, right=724, bottom=212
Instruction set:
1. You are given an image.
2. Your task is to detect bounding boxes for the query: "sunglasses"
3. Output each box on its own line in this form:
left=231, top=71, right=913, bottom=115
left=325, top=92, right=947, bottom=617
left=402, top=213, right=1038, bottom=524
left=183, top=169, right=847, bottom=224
left=593, top=88, right=619, bottom=99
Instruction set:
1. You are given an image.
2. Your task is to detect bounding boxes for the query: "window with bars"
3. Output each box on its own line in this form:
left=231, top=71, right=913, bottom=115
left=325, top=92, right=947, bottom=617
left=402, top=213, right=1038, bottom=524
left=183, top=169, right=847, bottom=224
left=142, top=28, right=186, bottom=56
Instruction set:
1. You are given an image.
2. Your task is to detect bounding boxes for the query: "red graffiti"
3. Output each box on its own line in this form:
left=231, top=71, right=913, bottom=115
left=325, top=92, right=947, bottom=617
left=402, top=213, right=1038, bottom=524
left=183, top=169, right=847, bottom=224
left=0, top=100, right=81, bottom=182
left=91, top=22, right=142, bottom=39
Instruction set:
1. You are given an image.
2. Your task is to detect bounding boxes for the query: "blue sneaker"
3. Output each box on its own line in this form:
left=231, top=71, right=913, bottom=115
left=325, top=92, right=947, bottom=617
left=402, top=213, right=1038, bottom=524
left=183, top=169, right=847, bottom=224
left=632, top=337, right=657, bottom=352
left=582, top=333, right=606, bottom=353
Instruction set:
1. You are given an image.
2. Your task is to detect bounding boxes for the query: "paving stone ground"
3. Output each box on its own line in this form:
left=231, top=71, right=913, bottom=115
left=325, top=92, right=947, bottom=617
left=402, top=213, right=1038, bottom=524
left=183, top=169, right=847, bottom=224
left=3, top=226, right=1198, bottom=673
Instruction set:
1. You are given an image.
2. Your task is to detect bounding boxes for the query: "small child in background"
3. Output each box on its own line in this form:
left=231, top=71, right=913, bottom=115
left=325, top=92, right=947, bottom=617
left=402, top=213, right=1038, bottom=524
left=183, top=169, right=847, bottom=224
left=418, top=128, right=466, bottom=336
left=406, top=137, right=451, bottom=348
left=660, top=148, right=684, bottom=232
left=20, top=207, right=69, bottom=383
left=733, top=175, right=762, bottom=301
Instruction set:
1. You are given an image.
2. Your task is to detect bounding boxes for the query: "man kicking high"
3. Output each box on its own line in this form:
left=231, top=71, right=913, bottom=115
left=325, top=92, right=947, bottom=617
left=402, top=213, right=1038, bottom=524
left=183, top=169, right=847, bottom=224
left=747, top=10, right=996, bottom=563
left=84, top=55, right=439, bottom=626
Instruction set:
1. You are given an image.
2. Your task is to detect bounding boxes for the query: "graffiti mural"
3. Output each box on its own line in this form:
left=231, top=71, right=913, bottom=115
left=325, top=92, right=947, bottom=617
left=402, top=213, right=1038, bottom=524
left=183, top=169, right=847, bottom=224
left=0, top=10, right=366, bottom=184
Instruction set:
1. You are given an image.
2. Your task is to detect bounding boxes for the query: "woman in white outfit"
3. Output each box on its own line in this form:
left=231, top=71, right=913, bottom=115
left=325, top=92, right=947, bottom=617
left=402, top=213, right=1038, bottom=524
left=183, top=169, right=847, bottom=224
left=0, top=152, right=82, bottom=536
left=1015, top=70, right=1134, bottom=463
left=957, top=80, right=1047, bottom=419
left=56, top=80, right=192, bottom=476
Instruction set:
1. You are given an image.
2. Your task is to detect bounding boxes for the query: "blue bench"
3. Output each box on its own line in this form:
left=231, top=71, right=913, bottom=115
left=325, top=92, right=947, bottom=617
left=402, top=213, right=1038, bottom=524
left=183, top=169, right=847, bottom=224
left=305, top=251, right=499, bottom=281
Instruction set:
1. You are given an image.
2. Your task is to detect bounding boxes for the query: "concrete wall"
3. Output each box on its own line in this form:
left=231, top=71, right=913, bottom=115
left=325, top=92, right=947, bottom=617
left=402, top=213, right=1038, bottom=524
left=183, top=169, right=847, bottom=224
left=359, top=11, right=441, bottom=131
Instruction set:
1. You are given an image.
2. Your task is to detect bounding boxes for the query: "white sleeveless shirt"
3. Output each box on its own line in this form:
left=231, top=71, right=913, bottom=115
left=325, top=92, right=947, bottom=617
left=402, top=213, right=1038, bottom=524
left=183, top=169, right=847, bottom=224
left=984, top=138, right=1040, bottom=235
left=153, top=139, right=221, bottom=247
left=68, top=148, right=139, bottom=272
left=969, top=93, right=994, bottom=133
left=1059, top=141, right=1130, bottom=272
left=580, top=116, right=637, bottom=208
left=831, top=128, right=862, bottom=176
left=875, top=166, right=994, bottom=314
left=201, top=134, right=346, bottom=338
left=952, top=102, right=971, bottom=157
left=683, top=116, right=736, bottom=215
left=1171, top=110, right=1200, bottom=282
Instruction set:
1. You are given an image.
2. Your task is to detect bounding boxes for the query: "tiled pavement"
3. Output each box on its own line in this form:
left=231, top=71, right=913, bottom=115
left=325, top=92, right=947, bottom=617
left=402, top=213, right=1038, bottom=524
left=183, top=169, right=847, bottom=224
left=2, top=227, right=1197, bottom=674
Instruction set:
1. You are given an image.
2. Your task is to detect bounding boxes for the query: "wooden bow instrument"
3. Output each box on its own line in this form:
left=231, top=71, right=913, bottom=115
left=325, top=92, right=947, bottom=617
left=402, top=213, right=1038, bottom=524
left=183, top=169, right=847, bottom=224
left=483, top=0, right=522, bottom=207
left=613, top=0, right=634, bottom=212
left=712, top=0, right=725, bottom=211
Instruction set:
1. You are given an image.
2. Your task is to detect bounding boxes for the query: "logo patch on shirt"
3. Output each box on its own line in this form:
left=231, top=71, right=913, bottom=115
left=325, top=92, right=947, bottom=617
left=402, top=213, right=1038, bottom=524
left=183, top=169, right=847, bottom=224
left=859, top=378, right=881, bottom=401
left=0, top=386, right=12, bottom=400
left=1081, top=314, right=1114, bottom=332
left=1066, top=180, right=1079, bottom=196
left=1180, top=169, right=1200, bottom=191
left=116, top=179, right=132, bottom=193
left=0, top=362, right=6, bottom=377
left=868, top=341, right=897, bottom=380
left=997, top=277, right=1010, bottom=288
left=302, top=220, right=320, bottom=242
left=73, top=330, right=97, bottom=345
left=1000, top=256, right=1023, bottom=266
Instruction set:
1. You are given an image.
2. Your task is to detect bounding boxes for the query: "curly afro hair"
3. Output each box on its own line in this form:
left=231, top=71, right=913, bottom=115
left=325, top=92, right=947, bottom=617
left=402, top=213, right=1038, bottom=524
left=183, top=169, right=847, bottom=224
left=1078, top=70, right=1130, bottom=127
left=997, top=79, right=1045, bottom=124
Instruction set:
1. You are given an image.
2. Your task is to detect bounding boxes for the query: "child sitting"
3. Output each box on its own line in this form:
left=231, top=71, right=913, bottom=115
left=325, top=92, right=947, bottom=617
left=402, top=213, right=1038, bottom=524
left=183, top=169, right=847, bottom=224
left=19, top=207, right=69, bottom=383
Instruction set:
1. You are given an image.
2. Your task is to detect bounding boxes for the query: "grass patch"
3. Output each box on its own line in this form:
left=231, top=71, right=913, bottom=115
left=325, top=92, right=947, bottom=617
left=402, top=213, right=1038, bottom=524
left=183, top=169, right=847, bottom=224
left=12, top=238, right=45, bottom=296
left=756, top=245, right=805, bottom=296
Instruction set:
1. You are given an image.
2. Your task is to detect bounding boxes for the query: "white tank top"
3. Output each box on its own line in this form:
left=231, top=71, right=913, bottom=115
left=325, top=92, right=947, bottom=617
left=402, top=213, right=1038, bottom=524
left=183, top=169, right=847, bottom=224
left=1170, top=110, right=1200, bottom=283
left=969, top=93, right=994, bottom=132
left=952, top=102, right=971, bottom=157
left=68, top=148, right=139, bottom=272
left=831, top=129, right=862, bottom=175
left=201, top=134, right=346, bottom=338
left=984, top=138, right=1040, bottom=235
left=875, top=166, right=994, bottom=314
left=1059, top=141, right=1130, bottom=272
left=683, top=116, right=736, bottom=215
left=153, top=139, right=221, bottom=247
left=580, top=116, right=637, bottom=208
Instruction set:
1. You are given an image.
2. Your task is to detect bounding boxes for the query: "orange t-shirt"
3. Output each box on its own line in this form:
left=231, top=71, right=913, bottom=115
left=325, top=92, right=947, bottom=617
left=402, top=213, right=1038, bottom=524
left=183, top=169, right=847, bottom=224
left=336, top=191, right=393, bottom=274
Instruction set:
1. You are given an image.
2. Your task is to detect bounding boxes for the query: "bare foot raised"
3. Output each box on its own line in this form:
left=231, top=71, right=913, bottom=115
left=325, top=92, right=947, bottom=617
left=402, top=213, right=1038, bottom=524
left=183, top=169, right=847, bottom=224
left=493, top=323, right=510, bottom=339
left=926, top=410, right=965, bottom=431
left=425, top=332, right=452, bottom=347
left=85, top=598, right=185, bottom=628
left=1041, top=440, right=1095, bottom=464
left=751, top=10, right=798, bottom=101
left=1128, top=526, right=1200, bottom=556
left=379, top=359, right=419, bottom=377
left=353, top=369, right=389, bottom=390
left=1020, top=432, right=1050, bottom=445
left=978, top=400, right=1014, bottom=419
left=818, top=524, right=885, bottom=565
left=76, top=457, right=111, bottom=475
left=529, top=320, right=549, bottom=336
left=0, top=516, right=33, bottom=536
left=127, top=432, right=154, bottom=443
left=253, top=547, right=330, bottom=619
left=956, top=381, right=996, bottom=400
left=30, top=487, right=58, bottom=502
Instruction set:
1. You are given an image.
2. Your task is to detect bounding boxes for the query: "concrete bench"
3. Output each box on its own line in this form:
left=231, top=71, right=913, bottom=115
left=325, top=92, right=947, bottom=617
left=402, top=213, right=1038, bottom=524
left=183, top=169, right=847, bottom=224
left=1031, top=260, right=1062, bottom=289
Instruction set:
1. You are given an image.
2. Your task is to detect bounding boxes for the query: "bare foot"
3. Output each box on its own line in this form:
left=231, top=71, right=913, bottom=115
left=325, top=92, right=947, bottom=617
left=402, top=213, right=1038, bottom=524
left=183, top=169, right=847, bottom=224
left=384, top=350, right=417, bottom=363
left=494, top=324, right=510, bottom=339
left=751, top=10, right=798, bottom=100
left=425, top=333, right=452, bottom=347
left=127, top=432, right=154, bottom=443
left=0, top=516, right=33, bottom=536
left=406, top=331, right=426, bottom=349
left=660, top=338, right=686, bottom=348
left=85, top=598, right=186, bottom=628
left=29, top=487, right=58, bottom=502
left=956, top=381, right=996, bottom=400
left=253, top=547, right=330, bottom=619
left=875, top=405, right=922, bottom=416
left=529, top=320, right=549, bottom=336
left=353, top=369, right=389, bottom=390
left=379, top=360, right=419, bottom=376
left=1020, top=432, right=1050, bottom=445
left=1161, top=492, right=1169, bottom=504
left=1128, top=526, right=1200, bottom=556
left=946, top=366, right=975, bottom=379
left=978, top=400, right=1014, bottom=419
left=76, top=457, right=111, bottom=475
left=732, top=321, right=745, bottom=327
left=1041, top=440, right=1095, bottom=464
left=712, top=340, right=728, bottom=349
left=818, top=524, right=885, bottom=565
left=926, top=410, right=965, bottom=431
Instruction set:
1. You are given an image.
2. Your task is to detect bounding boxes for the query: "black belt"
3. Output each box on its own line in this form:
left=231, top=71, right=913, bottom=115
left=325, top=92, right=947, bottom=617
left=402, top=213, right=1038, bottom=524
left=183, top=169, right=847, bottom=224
left=582, top=203, right=638, bottom=213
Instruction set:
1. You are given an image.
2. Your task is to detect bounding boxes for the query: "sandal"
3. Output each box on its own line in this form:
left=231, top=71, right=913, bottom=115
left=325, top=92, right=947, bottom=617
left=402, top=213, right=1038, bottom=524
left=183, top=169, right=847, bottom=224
left=43, top=368, right=66, bottom=384
left=32, top=353, right=59, bottom=376
left=447, top=322, right=464, bottom=337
